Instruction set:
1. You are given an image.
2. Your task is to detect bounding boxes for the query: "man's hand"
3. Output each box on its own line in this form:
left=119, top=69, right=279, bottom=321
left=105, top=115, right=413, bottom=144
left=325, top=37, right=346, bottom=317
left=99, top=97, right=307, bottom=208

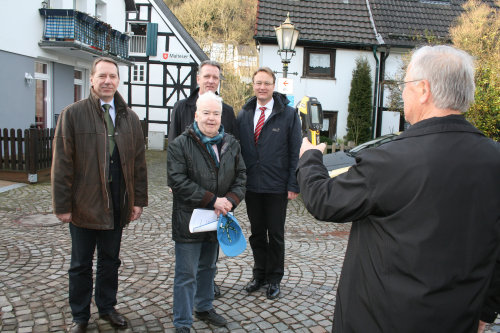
left=300, top=137, right=326, bottom=158
left=288, top=191, right=299, bottom=200
left=130, top=206, right=143, bottom=221
left=56, top=213, right=72, bottom=223
left=214, top=197, right=233, bottom=217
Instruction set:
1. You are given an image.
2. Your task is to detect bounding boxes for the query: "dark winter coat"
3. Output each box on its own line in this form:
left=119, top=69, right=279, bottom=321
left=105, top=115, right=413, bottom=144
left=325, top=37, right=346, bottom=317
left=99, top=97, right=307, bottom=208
left=167, top=125, right=246, bottom=243
left=237, top=92, right=302, bottom=194
left=297, top=115, right=500, bottom=333
left=51, top=89, right=148, bottom=230
left=168, top=87, right=238, bottom=142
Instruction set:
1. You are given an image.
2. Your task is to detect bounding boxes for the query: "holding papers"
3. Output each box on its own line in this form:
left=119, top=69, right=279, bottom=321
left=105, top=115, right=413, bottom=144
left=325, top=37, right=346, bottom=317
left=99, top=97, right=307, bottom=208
left=189, top=209, right=218, bottom=233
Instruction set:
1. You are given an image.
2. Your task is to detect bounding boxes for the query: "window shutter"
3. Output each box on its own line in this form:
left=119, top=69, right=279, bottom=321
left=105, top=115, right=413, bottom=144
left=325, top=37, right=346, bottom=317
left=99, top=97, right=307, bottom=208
left=146, top=23, right=158, bottom=56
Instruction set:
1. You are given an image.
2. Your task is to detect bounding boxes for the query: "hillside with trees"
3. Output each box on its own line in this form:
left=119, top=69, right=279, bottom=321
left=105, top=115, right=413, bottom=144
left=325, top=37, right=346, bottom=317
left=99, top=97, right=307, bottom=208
left=164, top=0, right=258, bottom=111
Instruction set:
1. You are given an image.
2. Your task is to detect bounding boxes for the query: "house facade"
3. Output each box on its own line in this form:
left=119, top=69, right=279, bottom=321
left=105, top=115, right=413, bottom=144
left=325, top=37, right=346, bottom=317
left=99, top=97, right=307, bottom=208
left=254, top=0, right=479, bottom=141
left=121, top=0, right=209, bottom=135
left=0, top=0, right=135, bottom=130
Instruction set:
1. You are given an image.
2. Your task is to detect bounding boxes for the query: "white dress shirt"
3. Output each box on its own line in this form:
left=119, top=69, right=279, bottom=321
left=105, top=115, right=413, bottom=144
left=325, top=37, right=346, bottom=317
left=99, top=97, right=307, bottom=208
left=253, top=99, right=274, bottom=131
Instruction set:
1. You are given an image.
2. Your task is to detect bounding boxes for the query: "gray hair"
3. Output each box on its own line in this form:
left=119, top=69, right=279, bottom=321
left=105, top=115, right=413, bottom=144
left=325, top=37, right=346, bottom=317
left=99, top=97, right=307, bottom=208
left=196, top=91, right=223, bottom=112
left=408, top=45, right=475, bottom=113
left=198, top=60, right=221, bottom=74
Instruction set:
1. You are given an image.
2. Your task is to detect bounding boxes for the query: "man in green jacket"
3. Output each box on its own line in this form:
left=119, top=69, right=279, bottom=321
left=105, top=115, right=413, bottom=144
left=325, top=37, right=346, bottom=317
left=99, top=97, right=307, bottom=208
left=52, top=57, right=148, bottom=333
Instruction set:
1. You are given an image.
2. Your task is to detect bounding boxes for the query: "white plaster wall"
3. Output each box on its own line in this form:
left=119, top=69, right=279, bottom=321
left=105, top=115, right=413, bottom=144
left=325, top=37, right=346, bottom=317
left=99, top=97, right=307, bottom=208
left=0, top=0, right=126, bottom=70
left=259, top=45, right=381, bottom=139
left=151, top=9, right=172, bottom=33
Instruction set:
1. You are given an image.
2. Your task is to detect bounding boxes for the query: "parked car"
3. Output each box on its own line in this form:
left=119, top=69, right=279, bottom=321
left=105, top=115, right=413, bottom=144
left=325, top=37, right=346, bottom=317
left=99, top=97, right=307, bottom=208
left=323, top=133, right=400, bottom=177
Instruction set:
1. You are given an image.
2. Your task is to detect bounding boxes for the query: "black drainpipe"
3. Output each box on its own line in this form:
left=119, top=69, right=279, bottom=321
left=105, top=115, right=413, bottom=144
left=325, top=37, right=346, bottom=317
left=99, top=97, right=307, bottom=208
left=371, top=46, right=379, bottom=139
left=376, top=50, right=390, bottom=137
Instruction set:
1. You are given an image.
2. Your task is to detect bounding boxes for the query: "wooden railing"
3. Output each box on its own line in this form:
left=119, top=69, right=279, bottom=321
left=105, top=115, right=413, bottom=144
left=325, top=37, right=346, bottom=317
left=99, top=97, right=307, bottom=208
left=0, top=128, right=55, bottom=183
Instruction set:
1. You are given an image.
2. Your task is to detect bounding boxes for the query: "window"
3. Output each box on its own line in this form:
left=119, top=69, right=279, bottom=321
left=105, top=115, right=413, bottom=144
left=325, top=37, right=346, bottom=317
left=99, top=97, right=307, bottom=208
left=129, top=23, right=147, bottom=55
left=303, top=48, right=336, bottom=79
left=35, top=61, right=51, bottom=129
left=132, top=64, right=147, bottom=83
left=74, top=69, right=84, bottom=102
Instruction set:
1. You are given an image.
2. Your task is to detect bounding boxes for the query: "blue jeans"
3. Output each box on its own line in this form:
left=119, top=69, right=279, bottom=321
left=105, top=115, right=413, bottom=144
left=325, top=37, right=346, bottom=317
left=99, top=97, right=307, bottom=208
left=173, top=241, right=218, bottom=328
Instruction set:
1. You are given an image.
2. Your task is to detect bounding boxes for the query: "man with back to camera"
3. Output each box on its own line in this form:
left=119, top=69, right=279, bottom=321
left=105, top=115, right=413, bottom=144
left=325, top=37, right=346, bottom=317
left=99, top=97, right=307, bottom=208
left=237, top=67, right=302, bottom=300
left=297, top=45, right=499, bottom=332
left=52, top=57, right=148, bottom=333
left=168, top=59, right=238, bottom=298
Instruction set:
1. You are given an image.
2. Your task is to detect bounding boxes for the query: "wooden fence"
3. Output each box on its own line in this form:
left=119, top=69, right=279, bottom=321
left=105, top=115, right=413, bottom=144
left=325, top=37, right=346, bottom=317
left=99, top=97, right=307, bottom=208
left=0, top=128, right=54, bottom=183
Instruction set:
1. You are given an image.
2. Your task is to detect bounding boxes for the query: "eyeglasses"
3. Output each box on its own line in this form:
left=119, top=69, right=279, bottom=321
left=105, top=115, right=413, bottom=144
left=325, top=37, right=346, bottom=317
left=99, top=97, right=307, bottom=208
left=396, top=79, right=422, bottom=92
left=253, top=81, right=274, bottom=87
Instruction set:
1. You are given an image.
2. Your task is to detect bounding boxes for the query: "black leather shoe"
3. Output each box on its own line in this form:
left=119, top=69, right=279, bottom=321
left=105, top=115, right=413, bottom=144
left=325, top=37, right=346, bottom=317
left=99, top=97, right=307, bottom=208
left=195, top=308, right=227, bottom=327
left=244, top=279, right=266, bottom=293
left=266, top=282, right=280, bottom=300
left=175, top=327, right=191, bottom=333
left=214, top=281, right=221, bottom=298
left=100, top=309, right=128, bottom=329
left=69, top=322, right=87, bottom=333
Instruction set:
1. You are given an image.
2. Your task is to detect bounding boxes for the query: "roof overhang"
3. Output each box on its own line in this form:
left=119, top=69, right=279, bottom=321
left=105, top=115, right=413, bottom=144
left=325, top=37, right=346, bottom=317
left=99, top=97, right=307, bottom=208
left=255, top=36, right=379, bottom=51
left=38, top=40, right=134, bottom=66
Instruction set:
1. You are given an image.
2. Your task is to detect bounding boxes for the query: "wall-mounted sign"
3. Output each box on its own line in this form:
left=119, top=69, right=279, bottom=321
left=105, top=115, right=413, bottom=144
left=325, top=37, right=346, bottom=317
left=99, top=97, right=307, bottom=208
left=277, top=78, right=293, bottom=94
left=161, top=52, right=191, bottom=62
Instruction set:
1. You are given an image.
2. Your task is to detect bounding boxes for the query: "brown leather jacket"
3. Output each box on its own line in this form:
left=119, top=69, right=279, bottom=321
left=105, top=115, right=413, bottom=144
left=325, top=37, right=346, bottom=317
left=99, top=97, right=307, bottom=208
left=51, top=89, right=148, bottom=229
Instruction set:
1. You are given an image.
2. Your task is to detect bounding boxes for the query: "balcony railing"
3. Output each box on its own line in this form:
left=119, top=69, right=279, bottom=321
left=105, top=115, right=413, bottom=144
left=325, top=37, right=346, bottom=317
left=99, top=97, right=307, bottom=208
left=39, top=9, right=130, bottom=59
left=129, top=35, right=147, bottom=55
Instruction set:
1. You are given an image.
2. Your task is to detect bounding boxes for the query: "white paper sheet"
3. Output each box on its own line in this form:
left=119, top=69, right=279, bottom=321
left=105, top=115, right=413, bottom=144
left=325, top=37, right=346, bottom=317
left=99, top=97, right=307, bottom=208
left=189, top=209, right=218, bottom=233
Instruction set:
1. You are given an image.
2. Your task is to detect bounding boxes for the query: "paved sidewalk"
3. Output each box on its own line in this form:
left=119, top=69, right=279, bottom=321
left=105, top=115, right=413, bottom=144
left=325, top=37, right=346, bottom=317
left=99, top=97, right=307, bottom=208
left=0, top=150, right=498, bottom=332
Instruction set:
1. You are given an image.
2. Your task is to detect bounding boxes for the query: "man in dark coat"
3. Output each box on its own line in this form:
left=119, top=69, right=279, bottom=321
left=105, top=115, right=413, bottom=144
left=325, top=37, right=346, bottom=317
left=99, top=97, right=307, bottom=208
left=297, top=45, right=500, bottom=333
left=237, top=67, right=302, bottom=300
left=167, top=91, right=246, bottom=332
left=52, top=57, right=148, bottom=333
left=168, top=60, right=238, bottom=142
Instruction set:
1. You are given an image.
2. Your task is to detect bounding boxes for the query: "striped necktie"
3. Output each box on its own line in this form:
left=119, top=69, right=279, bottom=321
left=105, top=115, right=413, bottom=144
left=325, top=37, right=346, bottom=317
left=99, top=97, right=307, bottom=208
left=102, top=104, right=115, bottom=154
left=254, top=106, right=266, bottom=144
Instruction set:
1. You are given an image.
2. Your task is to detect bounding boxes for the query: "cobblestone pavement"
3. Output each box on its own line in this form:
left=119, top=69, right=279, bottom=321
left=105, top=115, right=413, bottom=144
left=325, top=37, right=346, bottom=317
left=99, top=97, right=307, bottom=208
left=1, top=150, right=499, bottom=333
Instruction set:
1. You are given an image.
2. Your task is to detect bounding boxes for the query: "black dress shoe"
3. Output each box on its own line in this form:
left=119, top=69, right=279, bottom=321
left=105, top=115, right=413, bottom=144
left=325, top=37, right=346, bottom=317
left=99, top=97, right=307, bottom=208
left=69, top=322, right=87, bottom=333
left=100, top=309, right=128, bottom=329
left=214, top=281, right=221, bottom=298
left=244, top=279, right=266, bottom=293
left=195, top=308, right=227, bottom=327
left=266, top=282, right=280, bottom=300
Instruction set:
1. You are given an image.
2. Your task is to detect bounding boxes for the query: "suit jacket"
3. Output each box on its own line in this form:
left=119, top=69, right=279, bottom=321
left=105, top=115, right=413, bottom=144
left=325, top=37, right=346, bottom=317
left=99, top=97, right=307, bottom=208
left=237, top=92, right=301, bottom=194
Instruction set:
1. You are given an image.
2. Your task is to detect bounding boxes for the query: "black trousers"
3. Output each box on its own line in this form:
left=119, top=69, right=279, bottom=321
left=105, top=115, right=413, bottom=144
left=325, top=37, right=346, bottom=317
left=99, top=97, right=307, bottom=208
left=245, top=191, right=288, bottom=284
left=68, top=150, right=123, bottom=323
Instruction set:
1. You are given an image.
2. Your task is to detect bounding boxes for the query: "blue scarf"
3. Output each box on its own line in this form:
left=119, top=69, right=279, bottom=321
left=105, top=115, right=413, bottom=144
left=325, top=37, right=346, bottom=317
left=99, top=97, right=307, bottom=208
left=193, top=121, right=225, bottom=167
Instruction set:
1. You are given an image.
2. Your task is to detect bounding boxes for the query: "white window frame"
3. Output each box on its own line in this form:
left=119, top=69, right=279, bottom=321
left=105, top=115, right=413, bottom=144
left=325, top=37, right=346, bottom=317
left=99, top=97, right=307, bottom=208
left=128, top=22, right=148, bottom=56
left=34, top=61, right=52, bottom=128
left=74, top=68, right=85, bottom=102
left=132, top=63, right=147, bottom=84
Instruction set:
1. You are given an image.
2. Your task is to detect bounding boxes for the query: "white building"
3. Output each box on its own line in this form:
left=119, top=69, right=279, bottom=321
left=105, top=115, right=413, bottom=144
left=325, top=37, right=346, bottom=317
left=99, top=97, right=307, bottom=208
left=0, top=0, right=135, bottom=130
left=255, top=0, right=472, bottom=140
left=121, top=0, right=209, bottom=135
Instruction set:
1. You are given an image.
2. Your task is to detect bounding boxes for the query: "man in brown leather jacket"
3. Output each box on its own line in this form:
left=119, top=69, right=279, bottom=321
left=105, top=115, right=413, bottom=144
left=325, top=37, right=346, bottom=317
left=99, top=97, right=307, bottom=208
left=51, top=57, right=148, bottom=333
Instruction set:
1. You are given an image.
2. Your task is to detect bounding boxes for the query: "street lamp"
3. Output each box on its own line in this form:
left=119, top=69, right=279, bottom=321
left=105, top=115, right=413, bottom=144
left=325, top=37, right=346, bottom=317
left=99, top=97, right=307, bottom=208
left=274, top=13, right=299, bottom=78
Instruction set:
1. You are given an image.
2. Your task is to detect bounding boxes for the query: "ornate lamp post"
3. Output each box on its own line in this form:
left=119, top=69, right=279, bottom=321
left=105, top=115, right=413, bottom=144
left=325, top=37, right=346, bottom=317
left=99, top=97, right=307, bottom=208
left=274, top=13, right=299, bottom=78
